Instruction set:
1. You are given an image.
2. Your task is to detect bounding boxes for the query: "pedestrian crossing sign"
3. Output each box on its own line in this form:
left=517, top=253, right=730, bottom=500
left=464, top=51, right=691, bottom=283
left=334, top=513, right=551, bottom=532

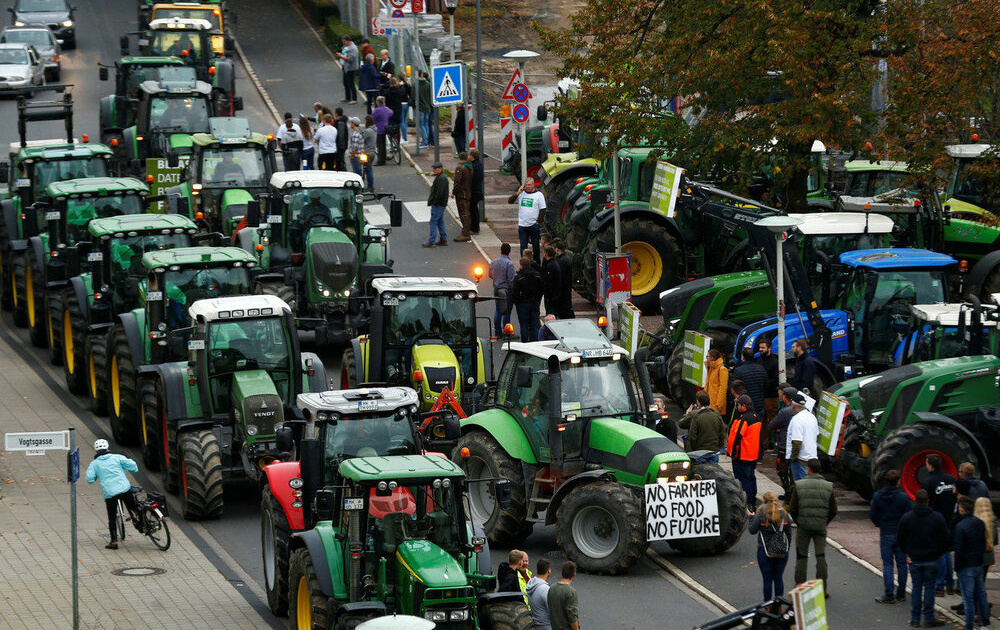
left=431, top=62, right=465, bottom=106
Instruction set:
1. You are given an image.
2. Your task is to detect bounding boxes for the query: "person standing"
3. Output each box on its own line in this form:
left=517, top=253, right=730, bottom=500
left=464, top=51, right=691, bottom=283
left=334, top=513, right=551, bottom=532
left=731, top=348, right=768, bottom=420
left=770, top=385, right=798, bottom=494
left=757, top=339, right=780, bottom=425
left=790, top=338, right=817, bottom=394
left=359, top=54, right=381, bottom=114
left=954, top=495, right=989, bottom=630
left=512, top=254, right=543, bottom=341
left=371, top=96, right=393, bottom=165
left=922, top=453, right=958, bottom=595
left=748, top=491, right=793, bottom=601
left=899, top=489, right=951, bottom=628
left=705, top=348, right=729, bottom=416
left=727, top=394, right=763, bottom=510
left=276, top=114, right=303, bottom=171
left=348, top=116, right=366, bottom=178
left=678, top=390, right=726, bottom=464
left=497, top=549, right=532, bottom=605
left=975, top=497, right=996, bottom=619
left=553, top=239, right=574, bottom=319
left=786, top=389, right=819, bottom=481
left=508, top=179, right=546, bottom=263
left=451, top=106, right=466, bottom=154
left=542, top=245, right=562, bottom=317
left=358, top=38, right=375, bottom=64
left=958, top=462, right=990, bottom=502
left=452, top=152, right=473, bottom=241
left=489, top=243, right=516, bottom=336
left=85, top=439, right=140, bottom=550
left=423, top=161, right=448, bottom=248
left=527, top=558, right=553, bottom=630
left=384, top=77, right=405, bottom=130
left=870, top=469, right=914, bottom=604
left=361, top=116, right=377, bottom=191
left=377, top=49, right=395, bottom=86
left=548, top=561, right=580, bottom=630
left=789, top=458, right=837, bottom=597
left=336, top=36, right=359, bottom=103
left=334, top=108, right=349, bottom=171
left=313, top=113, right=338, bottom=171
left=417, top=71, right=434, bottom=148
left=298, top=115, right=315, bottom=170
left=469, top=148, right=484, bottom=234
left=397, top=73, right=411, bottom=143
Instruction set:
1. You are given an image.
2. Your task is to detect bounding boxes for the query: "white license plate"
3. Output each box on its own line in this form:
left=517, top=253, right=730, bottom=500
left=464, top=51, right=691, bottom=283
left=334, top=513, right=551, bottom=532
left=358, top=400, right=378, bottom=411
left=45, top=211, right=60, bottom=221
left=267, top=215, right=282, bottom=223
left=382, top=297, right=399, bottom=307
left=344, top=497, right=364, bottom=510
left=145, top=291, right=163, bottom=301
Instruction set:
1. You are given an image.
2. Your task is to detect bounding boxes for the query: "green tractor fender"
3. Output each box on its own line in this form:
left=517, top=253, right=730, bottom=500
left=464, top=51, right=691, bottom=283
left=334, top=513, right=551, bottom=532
left=27, top=235, right=47, bottom=275
left=543, top=469, right=618, bottom=526
left=153, top=362, right=201, bottom=424
left=908, top=411, right=991, bottom=474
left=586, top=202, right=677, bottom=238
left=68, top=275, right=91, bottom=320
left=542, top=157, right=599, bottom=188
left=122, top=126, right=139, bottom=161
left=301, top=351, right=328, bottom=394
left=1, top=194, right=20, bottom=242
left=116, top=310, right=148, bottom=367
left=289, top=524, right=348, bottom=600
left=346, top=337, right=366, bottom=384
left=99, top=95, right=121, bottom=135
left=964, top=250, right=1000, bottom=299
left=460, top=409, right=537, bottom=464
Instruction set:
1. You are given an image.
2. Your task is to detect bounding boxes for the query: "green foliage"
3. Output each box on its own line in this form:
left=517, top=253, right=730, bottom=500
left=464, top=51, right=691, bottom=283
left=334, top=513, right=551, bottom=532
left=323, top=16, right=362, bottom=49
left=302, top=0, right=339, bottom=24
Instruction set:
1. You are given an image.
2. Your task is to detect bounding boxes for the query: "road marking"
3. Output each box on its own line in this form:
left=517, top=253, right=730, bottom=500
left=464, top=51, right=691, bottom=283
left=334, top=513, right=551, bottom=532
left=644, top=549, right=736, bottom=617
left=404, top=201, right=431, bottom=223
left=363, top=203, right=391, bottom=226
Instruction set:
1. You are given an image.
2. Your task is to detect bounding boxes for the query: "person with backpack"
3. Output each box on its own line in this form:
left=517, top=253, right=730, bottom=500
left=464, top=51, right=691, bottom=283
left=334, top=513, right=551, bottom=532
left=748, top=491, right=793, bottom=600
left=85, top=439, right=140, bottom=549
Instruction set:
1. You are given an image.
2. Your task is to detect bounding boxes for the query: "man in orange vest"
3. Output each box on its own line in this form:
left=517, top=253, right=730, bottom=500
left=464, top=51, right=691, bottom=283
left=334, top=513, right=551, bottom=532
left=727, top=394, right=763, bottom=512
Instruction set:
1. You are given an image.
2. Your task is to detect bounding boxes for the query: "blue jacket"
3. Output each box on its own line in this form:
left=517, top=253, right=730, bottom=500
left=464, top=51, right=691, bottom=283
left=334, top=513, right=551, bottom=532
left=869, top=486, right=913, bottom=536
left=85, top=453, right=138, bottom=499
left=954, top=513, right=987, bottom=570
left=359, top=62, right=381, bottom=92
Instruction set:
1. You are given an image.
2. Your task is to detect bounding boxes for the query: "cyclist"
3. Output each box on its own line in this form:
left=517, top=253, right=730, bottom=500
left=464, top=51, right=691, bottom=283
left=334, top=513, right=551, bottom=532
left=85, top=439, right=140, bottom=550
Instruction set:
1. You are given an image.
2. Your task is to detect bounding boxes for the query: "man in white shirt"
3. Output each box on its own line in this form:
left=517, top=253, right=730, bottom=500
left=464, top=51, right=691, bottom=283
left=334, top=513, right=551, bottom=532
left=276, top=114, right=304, bottom=171
left=507, top=178, right=546, bottom=263
left=313, top=115, right=339, bottom=171
left=785, top=389, right=819, bottom=481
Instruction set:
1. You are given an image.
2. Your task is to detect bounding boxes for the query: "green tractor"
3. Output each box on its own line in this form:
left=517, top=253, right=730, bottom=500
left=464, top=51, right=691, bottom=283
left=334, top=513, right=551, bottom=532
left=140, top=1, right=237, bottom=59
left=99, top=245, right=256, bottom=447
left=11, top=177, right=149, bottom=355
left=141, top=294, right=327, bottom=518
left=237, top=171, right=400, bottom=342
left=165, top=116, right=275, bottom=235
left=453, top=319, right=747, bottom=574
left=56, top=213, right=199, bottom=402
left=943, top=143, right=1000, bottom=225
left=341, top=276, right=489, bottom=413
left=260, top=386, right=430, bottom=616
left=895, top=299, right=1000, bottom=365
left=285, top=454, right=533, bottom=630
left=97, top=56, right=191, bottom=147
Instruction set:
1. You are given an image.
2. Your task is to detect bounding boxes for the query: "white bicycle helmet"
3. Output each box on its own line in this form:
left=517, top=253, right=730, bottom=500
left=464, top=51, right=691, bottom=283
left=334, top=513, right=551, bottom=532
left=94, top=439, right=110, bottom=451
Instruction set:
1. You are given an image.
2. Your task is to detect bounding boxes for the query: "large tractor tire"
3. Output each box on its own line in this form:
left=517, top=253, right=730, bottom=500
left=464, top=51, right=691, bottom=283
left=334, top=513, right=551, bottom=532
left=666, top=328, right=737, bottom=409
left=61, top=293, right=88, bottom=394
left=179, top=429, right=224, bottom=520
left=871, top=423, right=972, bottom=498
left=156, top=379, right=180, bottom=493
left=46, top=292, right=64, bottom=365
left=833, top=423, right=874, bottom=500
left=555, top=480, right=645, bottom=574
left=26, top=252, right=47, bottom=347
left=288, top=548, right=333, bottom=630
left=11, top=251, right=28, bottom=326
left=138, top=379, right=161, bottom=470
left=340, top=347, right=358, bottom=389
left=0, top=247, right=12, bottom=312
left=262, top=487, right=292, bottom=616
left=482, top=599, right=535, bottom=630
left=543, top=178, right=579, bottom=238
left=257, top=280, right=297, bottom=314
left=452, top=430, right=533, bottom=544
left=86, top=334, right=109, bottom=416
left=109, top=325, right=140, bottom=445
left=667, top=463, right=747, bottom=556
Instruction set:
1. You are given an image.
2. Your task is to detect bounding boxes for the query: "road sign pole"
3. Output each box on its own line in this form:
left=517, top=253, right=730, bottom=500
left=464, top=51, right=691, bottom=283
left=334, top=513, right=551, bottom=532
left=474, top=0, right=483, bottom=162
left=413, top=13, right=420, bottom=156
left=68, top=427, right=79, bottom=630
left=518, top=61, right=527, bottom=184
left=435, top=109, right=440, bottom=162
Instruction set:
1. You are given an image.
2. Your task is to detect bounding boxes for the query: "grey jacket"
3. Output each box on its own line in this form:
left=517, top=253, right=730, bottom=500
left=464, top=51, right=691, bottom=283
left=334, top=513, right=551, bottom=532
left=341, top=42, right=359, bottom=71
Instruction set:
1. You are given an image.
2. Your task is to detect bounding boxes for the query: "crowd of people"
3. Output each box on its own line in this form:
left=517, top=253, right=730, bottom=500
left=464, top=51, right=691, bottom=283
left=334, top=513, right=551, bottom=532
left=498, top=550, right=580, bottom=630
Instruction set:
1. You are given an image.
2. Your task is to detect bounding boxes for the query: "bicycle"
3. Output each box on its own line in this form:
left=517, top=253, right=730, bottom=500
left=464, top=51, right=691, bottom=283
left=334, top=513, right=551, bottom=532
left=387, top=125, right=402, bottom=165
left=116, top=486, right=171, bottom=550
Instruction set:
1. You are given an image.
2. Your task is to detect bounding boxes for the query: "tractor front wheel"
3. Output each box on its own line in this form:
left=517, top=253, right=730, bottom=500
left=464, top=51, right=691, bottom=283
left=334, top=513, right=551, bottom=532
left=11, top=251, right=27, bottom=326
left=46, top=292, right=63, bottom=365
left=543, top=178, right=579, bottom=238
left=256, top=281, right=297, bottom=314
left=871, top=423, right=972, bottom=498
left=109, top=325, right=139, bottom=445
left=179, top=429, right=224, bottom=520
left=668, top=463, right=747, bottom=556
left=26, top=252, right=47, bottom=347
left=262, top=487, right=292, bottom=617
left=61, top=294, right=88, bottom=394
left=482, top=599, right=534, bottom=630
left=157, top=379, right=179, bottom=493
left=556, top=481, right=645, bottom=575
left=138, top=379, right=160, bottom=470
left=452, top=430, right=533, bottom=544
left=834, top=423, right=874, bottom=500
left=288, top=548, right=333, bottom=630
left=86, top=334, right=109, bottom=416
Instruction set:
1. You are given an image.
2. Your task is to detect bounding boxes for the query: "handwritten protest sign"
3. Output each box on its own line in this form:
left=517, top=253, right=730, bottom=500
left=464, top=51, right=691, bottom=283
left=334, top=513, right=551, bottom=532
left=645, top=479, right=720, bottom=541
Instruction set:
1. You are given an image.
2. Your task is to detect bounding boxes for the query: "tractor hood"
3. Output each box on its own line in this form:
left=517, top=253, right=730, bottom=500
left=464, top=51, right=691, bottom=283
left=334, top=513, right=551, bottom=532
left=411, top=342, right=461, bottom=406
left=306, top=227, right=357, bottom=295
left=661, top=271, right=772, bottom=326
left=231, top=370, right=282, bottom=441
left=396, top=540, right=467, bottom=588
left=585, top=416, right=689, bottom=486
left=735, top=309, right=849, bottom=358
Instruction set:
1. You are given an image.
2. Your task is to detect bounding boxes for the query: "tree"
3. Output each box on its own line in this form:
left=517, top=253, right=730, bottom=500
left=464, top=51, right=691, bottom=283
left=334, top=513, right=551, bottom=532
left=536, top=0, right=1000, bottom=210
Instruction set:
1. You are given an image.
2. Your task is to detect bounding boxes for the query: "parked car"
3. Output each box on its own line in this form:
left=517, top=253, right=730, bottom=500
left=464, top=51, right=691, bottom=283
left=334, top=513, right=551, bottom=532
left=0, top=25, right=59, bottom=80
left=0, top=42, right=45, bottom=93
left=8, top=0, right=74, bottom=49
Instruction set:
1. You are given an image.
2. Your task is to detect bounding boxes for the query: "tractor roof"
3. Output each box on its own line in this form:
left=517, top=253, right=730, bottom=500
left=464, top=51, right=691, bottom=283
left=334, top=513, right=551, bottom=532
left=297, top=387, right=419, bottom=417
left=338, top=454, right=465, bottom=483
left=47, top=177, right=148, bottom=198
left=16, top=143, right=113, bottom=160
left=844, top=160, right=910, bottom=173
left=269, top=171, right=364, bottom=189
left=836, top=195, right=921, bottom=215
left=909, top=302, right=1000, bottom=327
left=10, top=139, right=76, bottom=154
left=149, top=16, right=213, bottom=30
left=141, top=245, right=255, bottom=268
left=839, top=248, right=956, bottom=270
left=372, top=277, right=478, bottom=295
left=88, top=213, right=196, bottom=236
left=120, top=56, right=187, bottom=66
left=508, top=319, right=627, bottom=362
left=789, top=212, right=893, bottom=235
left=946, top=144, right=991, bottom=159
left=191, top=117, right=268, bottom=146
left=139, top=77, right=212, bottom=95
left=188, top=295, right=290, bottom=323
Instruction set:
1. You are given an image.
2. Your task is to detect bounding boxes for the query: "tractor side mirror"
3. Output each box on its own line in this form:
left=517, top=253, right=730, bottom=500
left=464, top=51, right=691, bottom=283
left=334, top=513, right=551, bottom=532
left=536, top=105, right=547, bottom=122
left=516, top=365, right=533, bottom=388
left=175, top=196, right=189, bottom=217
left=119, top=35, right=129, bottom=55
left=123, top=276, right=140, bottom=298
left=166, top=151, right=179, bottom=168
left=442, top=414, right=461, bottom=440
left=0, top=161, right=9, bottom=184
left=224, top=36, right=235, bottom=53
left=314, top=489, right=335, bottom=521
left=232, top=96, right=243, bottom=112
left=494, top=479, right=512, bottom=510
left=246, top=199, right=261, bottom=228
left=99, top=65, right=108, bottom=81
left=389, top=199, right=403, bottom=227
left=275, top=425, right=294, bottom=453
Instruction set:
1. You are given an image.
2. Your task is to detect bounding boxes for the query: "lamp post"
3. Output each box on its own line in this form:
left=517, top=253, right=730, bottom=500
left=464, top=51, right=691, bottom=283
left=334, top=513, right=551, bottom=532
left=754, top=215, right=804, bottom=383
left=443, top=0, right=457, bottom=61
left=502, top=49, right=539, bottom=185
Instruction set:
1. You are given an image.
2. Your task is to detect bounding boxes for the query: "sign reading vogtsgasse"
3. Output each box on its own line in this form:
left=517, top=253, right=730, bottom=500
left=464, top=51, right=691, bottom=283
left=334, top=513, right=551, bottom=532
left=5, top=430, right=70, bottom=451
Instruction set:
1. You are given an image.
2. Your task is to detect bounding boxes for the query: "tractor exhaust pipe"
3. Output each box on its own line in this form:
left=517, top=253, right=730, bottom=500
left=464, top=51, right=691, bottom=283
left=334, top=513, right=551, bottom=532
left=634, top=347, right=656, bottom=429
left=547, top=356, right=562, bottom=481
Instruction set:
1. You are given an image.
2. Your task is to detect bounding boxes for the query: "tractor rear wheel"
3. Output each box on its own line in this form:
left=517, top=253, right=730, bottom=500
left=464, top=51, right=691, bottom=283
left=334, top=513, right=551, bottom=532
left=556, top=481, right=645, bottom=574
left=482, top=599, right=534, bottom=630
left=257, top=280, right=297, bottom=315
left=668, top=463, right=747, bottom=556
left=179, top=429, right=224, bottom=520
left=262, top=487, right=292, bottom=617
left=0, top=247, right=12, bottom=312
left=109, top=325, right=139, bottom=445
left=86, top=334, right=109, bottom=416
left=61, top=293, right=88, bottom=394
left=543, top=178, right=578, bottom=238
left=46, top=292, right=63, bottom=365
left=871, top=423, right=972, bottom=498
left=11, top=251, right=27, bottom=326
left=138, top=379, right=160, bottom=470
left=288, top=548, right=333, bottom=630
left=340, top=348, right=358, bottom=389
left=26, top=252, right=47, bottom=347
left=834, top=423, right=874, bottom=500
left=453, top=430, right=533, bottom=544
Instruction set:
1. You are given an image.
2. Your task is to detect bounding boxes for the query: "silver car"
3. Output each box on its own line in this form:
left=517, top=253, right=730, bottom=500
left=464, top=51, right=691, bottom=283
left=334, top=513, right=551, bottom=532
left=0, top=25, right=59, bottom=80
left=0, top=42, right=44, bottom=94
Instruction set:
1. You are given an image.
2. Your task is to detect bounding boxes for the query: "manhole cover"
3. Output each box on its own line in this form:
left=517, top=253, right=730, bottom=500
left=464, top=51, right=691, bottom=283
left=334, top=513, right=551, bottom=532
left=111, top=567, right=166, bottom=577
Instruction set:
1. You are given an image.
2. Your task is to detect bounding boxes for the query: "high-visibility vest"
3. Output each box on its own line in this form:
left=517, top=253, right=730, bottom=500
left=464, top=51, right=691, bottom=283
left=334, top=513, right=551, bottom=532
left=727, top=413, right=762, bottom=462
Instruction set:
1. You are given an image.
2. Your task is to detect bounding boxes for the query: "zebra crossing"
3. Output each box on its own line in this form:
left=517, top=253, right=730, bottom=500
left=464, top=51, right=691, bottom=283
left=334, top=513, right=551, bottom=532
left=363, top=201, right=431, bottom=226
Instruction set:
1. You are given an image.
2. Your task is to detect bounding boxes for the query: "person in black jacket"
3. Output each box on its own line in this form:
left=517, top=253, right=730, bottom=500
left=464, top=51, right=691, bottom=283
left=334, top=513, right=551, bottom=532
left=512, top=255, right=543, bottom=341
left=731, top=348, right=767, bottom=418
left=423, top=162, right=449, bottom=248
left=790, top=339, right=817, bottom=394
left=541, top=245, right=561, bottom=317
left=756, top=339, right=779, bottom=423
left=954, top=495, right=989, bottom=630
left=552, top=239, right=575, bottom=319
left=870, top=470, right=913, bottom=603
left=898, top=489, right=951, bottom=627
left=333, top=108, right=349, bottom=171
left=922, top=453, right=958, bottom=594
left=451, top=106, right=467, bottom=154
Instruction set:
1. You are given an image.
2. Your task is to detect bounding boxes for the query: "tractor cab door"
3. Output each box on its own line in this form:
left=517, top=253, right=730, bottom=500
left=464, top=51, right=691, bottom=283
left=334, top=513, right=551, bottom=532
left=502, top=353, right=551, bottom=462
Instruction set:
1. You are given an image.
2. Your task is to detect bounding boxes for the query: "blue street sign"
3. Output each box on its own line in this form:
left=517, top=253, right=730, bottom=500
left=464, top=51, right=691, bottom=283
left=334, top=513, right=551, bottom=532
left=68, top=447, right=79, bottom=483
left=512, top=103, right=530, bottom=123
left=431, top=62, right=465, bottom=106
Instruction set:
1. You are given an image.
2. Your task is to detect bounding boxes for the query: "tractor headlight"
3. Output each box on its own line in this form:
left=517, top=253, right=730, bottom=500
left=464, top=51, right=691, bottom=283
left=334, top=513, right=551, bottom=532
left=61, top=19, right=73, bottom=27
left=322, top=289, right=330, bottom=297
left=449, top=609, right=469, bottom=621
left=425, top=611, right=447, bottom=622
left=247, top=424, right=258, bottom=436
left=377, top=481, right=388, bottom=492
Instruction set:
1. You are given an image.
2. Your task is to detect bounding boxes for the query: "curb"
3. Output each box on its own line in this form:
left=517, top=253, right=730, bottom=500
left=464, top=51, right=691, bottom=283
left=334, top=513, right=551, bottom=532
left=233, top=39, right=282, bottom=125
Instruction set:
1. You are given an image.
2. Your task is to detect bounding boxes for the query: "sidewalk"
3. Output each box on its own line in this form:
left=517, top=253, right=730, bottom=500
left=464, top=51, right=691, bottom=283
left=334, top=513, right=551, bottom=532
left=0, top=328, right=274, bottom=630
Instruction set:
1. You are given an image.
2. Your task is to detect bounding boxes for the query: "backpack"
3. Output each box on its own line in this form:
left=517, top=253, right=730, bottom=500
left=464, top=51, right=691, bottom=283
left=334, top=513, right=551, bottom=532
left=760, top=521, right=788, bottom=558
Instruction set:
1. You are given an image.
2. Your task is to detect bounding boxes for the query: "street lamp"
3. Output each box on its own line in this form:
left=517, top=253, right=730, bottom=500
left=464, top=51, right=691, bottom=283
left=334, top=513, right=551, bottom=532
left=502, top=49, right=539, bottom=185
left=754, top=215, right=804, bottom=384
left=443, top=0, right=458, bottom=62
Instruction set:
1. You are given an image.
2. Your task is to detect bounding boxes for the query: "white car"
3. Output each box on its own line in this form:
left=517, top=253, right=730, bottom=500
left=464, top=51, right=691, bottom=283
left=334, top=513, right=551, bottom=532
left=0, top=42, right=44, bottom=94
left=1, top=25, right=60, bottom=81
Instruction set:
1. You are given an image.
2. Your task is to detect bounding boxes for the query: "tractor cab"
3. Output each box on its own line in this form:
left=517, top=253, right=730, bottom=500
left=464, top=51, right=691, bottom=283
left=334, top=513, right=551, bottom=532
left=97, top=57, right=191, bottom=143
left=3, top=142, right=112, bottom=212
left=894, top=297, right=1000, bottom=364
left=146, top=2, right=234, bottom=57
left=841, top=160, right=916, bottom=199
left=788, top=212, right=894, bottom=291
left=127, top=73, right=213, bottom=163
left=140, top=17, right=214, bottom=63
left=945, top=144, right=1000, bottom=224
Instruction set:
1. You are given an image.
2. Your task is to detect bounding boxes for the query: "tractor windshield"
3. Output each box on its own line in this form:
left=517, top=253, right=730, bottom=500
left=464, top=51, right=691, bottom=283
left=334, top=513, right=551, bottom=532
left=205, top=316, right=292, bottom=411
left=802, top=232, right=889, bottom=290
left=368, top=481, right=464, bottom=557
left=149, top=31, right=206, bottom=60
left=158, top=265, right=251, bottom=328
left=844, top=170, right=915, bottom=197
left=201, top=146, right=268, bottom=188
left=149, top=95, right=210, bottom=133
left=31, top=158, right=109, bottom=199
left=383, top=293, right=477, bottom=381
left=281, top=187, right=360, bottom=249
left=64, top=195, right=144, bottom=244
left=322, top=417, right=417, bottom=479
left=560, top=358, right=639, bottom=419
left=948, top=158, right=999, bottom=211
left=109, top=232, right=191, bottom=288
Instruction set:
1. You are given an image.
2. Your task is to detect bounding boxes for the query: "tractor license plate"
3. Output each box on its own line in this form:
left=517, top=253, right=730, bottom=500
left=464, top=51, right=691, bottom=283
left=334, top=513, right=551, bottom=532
left=146, top=291, right=163, bottom=301
left=358, top=400, right=378, bottom=411
left=267, top=215, right=282, bottom=223
left=582, top=348, right=613, bottom=358
left=344, top=497, right=364, bottom=510
left=382, top=297, right=399, bottom=306
left=45, top=211, right=60, bottom=221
